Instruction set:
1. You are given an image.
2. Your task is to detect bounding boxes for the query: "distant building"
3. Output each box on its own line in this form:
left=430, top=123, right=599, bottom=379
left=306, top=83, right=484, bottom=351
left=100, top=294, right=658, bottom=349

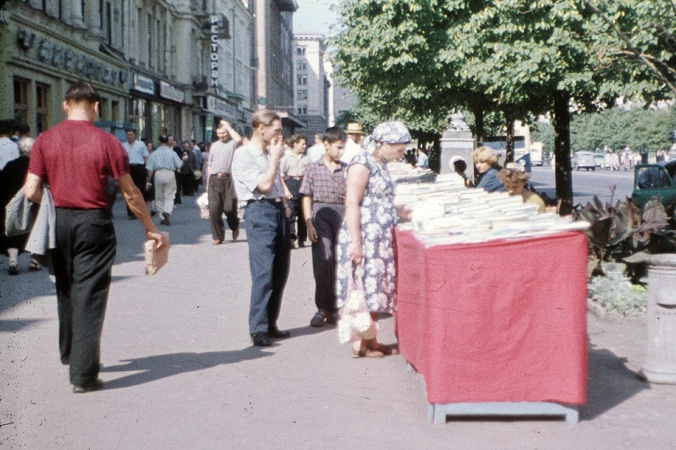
left=253, top=0, right=304, bottom=135
left=325, top=60, right=356, bottom=127
left=293, top=34, right=328, bottom=142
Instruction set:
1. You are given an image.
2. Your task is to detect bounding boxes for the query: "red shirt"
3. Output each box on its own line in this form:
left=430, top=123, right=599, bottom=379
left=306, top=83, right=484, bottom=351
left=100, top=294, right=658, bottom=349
left=29, top=120, right=130, bottom=208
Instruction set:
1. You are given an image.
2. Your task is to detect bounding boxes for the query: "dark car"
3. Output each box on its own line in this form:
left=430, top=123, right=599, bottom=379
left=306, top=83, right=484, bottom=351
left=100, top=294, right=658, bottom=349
left=632, top=160, right=676, bottom=208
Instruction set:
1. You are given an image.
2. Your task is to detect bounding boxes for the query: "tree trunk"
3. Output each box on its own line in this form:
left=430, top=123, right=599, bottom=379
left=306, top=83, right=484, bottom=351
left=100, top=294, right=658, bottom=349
left=505, top=116, right=515, bottom=164
left=553, top=91, right=574, bottom=215
left=473, top=106, right=485, bottom=145
left=430, top=134, right=441, bottom=173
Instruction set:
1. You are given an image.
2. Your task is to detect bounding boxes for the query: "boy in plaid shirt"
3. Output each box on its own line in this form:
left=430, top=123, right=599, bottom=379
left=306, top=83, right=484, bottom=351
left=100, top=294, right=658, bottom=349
left=300, top=127, right=348, bottom=327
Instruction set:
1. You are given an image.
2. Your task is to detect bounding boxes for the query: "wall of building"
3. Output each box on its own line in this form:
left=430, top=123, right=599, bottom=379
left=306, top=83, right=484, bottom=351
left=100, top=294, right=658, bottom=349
left=0, top=0, right=256, bottom=144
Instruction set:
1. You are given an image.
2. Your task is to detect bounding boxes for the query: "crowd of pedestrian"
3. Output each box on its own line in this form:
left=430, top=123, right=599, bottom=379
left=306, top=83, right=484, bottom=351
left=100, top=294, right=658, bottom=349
left=3, top=81, right=556, bottom=394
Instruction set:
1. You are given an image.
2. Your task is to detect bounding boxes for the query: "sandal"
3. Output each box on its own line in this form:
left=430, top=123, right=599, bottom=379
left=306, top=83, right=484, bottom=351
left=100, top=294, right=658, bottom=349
left=352, top=342, right=384, bottom=358
left=367, top=343, right=399, bottom=356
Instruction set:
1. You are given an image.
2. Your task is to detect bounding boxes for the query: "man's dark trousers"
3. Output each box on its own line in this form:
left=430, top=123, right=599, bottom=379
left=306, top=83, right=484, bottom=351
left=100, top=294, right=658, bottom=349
left=208, top=173, right=239, bottom=241
left=125, top=164, right=147, bottom=216
left=244, top=201, right=290, bottom=334
left=312, top=203, right=345, bottom=312
left=52, top=208, right=116, bottom=386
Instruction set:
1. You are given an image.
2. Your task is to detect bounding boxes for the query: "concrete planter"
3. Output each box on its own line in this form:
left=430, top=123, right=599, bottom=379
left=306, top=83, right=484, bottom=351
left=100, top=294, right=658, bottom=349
left=629, top=254, right=676, bottom=384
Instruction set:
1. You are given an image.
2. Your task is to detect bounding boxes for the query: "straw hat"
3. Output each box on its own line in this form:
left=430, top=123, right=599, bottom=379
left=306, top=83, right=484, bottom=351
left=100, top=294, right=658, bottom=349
left=345, top=123, right=364, bottom=135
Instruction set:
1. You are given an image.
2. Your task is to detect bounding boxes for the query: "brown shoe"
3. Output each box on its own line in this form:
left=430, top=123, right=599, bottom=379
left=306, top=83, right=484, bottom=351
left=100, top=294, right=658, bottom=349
left=232, top=228, right=240, bottom=241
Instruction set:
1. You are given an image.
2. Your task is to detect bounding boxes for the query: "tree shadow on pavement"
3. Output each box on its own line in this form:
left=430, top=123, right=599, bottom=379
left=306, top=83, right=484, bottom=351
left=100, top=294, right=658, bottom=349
left=583, top=344, right=649, bottom=420
left=100, top=348, right=272, bottom=389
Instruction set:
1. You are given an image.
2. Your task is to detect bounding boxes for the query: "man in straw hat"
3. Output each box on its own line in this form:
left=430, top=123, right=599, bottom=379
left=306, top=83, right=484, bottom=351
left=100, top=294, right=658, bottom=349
left=340, top=122, right=364, bottom=164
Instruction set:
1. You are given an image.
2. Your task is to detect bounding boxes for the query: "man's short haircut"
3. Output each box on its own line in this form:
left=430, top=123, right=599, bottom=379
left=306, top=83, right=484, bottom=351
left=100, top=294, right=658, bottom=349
left=322, top=126, right=347, bottom=144
left=158, top=135, right=169, bottom=144
left=252, top=109, right=280, bottom=129
left=0, top=119, right=13, bottom=135
left=453, top=159, right=467, bottom=172
left=17, top=124, right=30, bottom=135
left=65, top=81, right=101, bottom=104
left=125, top=128, right=136, bottom=134
left=289, top=133, right=306, bottom=146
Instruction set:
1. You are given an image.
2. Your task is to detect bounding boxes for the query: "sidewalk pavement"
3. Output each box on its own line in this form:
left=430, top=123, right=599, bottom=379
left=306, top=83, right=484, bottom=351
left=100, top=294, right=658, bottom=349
left=1, top=191, right=675, bottom=449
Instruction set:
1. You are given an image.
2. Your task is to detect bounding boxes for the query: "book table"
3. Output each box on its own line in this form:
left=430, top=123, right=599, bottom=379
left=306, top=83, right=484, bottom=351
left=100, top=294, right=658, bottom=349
left=393, top=229, right=588, bottom=425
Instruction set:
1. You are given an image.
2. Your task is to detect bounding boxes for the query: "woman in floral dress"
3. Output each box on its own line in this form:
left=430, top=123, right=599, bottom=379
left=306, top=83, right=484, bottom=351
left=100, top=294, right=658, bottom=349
left=336, top=121, right=412, bottom=357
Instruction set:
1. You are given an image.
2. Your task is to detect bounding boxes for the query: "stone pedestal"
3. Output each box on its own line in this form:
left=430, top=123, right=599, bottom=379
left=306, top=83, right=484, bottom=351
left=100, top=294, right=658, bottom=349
left=439, top=113, right=475, bottom=179
left=639, top=254, right=676, bottom=384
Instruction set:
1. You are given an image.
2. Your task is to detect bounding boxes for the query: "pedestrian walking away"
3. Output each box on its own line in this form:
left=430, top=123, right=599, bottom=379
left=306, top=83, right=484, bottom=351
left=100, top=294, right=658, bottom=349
left=206, top=120, right=242, bottom=244
left=300, top=126, right=348, bottom=328
left=232, top=110, right=292, bottom=347
left=22, top=81, right=166, bottom=393
left=146, top=134, right=183, bottom=226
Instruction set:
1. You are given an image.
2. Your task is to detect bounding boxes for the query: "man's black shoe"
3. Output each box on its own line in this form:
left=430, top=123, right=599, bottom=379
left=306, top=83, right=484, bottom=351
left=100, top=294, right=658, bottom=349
left=72, top=379, right=104, bottom=394
left=251, top=332, right=272, bottom=347
left=268, top=329, right=291, bottom=339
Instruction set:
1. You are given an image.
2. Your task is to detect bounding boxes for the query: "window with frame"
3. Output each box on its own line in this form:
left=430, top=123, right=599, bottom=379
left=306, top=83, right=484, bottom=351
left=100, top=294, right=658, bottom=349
left=297, top=106, right=307, bottom=115
left=296, top=75, right=307, bottom=86
left=14, top=78, right=29, bottom=126
left=296, top=61, right=306, bottom=71
left=35, top=83, right=50, bottom=134
left=296, top=47, right=305, bottom=56
left=297, top=89, right=308, bottom=100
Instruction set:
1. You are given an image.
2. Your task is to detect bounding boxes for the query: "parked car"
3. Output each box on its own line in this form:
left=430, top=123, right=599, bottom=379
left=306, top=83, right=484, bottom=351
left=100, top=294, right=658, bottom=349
left=572, top=151, right=596, bottom=171
left=593, top=153, right=605, bottom=169
left=632, top=160, right=676, bottom=208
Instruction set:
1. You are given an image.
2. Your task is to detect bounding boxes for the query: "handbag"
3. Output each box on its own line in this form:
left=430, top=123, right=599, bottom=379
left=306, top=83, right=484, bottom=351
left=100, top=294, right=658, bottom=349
left=338, top=265, right=378, bottom=344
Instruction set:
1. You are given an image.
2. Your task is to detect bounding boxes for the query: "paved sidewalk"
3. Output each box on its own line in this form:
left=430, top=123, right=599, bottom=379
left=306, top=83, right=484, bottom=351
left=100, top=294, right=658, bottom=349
left=1, top=193, right=675, bottom=448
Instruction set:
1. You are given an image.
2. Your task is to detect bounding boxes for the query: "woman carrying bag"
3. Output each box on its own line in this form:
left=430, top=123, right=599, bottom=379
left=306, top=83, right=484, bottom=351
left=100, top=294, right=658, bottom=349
left=336, top=121, right=412, bottom=358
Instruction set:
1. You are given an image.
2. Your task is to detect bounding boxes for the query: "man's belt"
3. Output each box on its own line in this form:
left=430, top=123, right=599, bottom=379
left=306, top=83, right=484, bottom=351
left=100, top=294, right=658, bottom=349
left=285, top=176, right=303, bottom=181
left=211, top=172, right=231, bottom=178
left=247, top=197, right=283, bottom=205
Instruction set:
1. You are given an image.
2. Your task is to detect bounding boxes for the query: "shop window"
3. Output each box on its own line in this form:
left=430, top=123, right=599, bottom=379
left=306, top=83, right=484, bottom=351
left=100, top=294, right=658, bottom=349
left=13, top=78, right=29, bottom=126
left=35, top=83, right=49, bottom=134
left=111, top=100, right=119, bottom=122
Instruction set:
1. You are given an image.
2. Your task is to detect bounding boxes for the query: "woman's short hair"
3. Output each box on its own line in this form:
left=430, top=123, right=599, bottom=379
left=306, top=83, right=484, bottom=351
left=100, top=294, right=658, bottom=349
left=289, top=134, right=306, bottom=146
left=498, top=167, right=530, bottom=184
left=472, top=146, right=499, bottom=164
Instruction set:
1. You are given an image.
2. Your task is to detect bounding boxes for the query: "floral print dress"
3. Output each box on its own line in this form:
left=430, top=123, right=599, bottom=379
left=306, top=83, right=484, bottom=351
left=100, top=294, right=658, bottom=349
left=336, top=152, right=397, bottom=314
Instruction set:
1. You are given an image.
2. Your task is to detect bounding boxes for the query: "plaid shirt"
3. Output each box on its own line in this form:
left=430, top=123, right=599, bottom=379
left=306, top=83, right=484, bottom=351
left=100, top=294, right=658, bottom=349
left=299, top=159, right=347, bottom=204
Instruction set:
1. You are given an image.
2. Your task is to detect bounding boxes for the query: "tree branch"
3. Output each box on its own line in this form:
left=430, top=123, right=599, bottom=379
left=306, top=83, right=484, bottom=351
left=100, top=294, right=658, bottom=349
left=584, top=0, right=676, bottom=97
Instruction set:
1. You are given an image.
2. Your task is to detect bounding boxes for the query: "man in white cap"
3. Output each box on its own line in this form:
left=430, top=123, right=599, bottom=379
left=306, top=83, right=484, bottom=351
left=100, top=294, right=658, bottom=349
left=340, top=122, right=364, bottom=164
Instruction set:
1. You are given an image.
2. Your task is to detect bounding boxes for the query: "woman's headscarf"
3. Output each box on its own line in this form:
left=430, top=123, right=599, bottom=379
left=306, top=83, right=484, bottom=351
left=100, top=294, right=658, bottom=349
left=362, top=121, right=411, bottom=154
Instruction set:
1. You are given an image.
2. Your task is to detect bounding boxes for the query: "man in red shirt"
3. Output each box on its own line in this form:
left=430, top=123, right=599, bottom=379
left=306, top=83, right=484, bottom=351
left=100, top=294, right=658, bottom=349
left=24, top=82, right=166, bottom=393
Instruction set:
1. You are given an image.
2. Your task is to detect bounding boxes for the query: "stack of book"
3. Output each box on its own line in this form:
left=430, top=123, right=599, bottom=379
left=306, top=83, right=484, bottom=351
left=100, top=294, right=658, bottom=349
left=395, top=174, right=589, bottom=246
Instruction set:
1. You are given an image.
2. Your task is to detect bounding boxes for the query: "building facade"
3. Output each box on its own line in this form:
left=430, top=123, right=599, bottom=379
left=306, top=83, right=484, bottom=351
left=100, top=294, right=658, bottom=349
left=325, top=60, right=357, bottom=128
left=253, top=0, right=304, bottom=136
left=293, top=34, right=328, bottom=141
left=0, top=0, right=257, bottom=144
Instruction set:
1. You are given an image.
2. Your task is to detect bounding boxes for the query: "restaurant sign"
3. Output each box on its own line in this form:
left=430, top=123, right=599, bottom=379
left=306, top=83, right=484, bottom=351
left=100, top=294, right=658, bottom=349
left=205, top=95, right=237, bottom=119
left=159, top=81, right=185, bottom=103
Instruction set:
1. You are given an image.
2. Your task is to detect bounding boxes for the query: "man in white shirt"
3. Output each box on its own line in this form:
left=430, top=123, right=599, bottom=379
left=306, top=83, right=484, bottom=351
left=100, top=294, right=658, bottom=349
left=340, top=122, right=364, bottom=164
left=122, top=128, right=150, bottom=219
left=306, top=133, right=325, bottom=163
left=232, top=110, right=292, bottom=347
